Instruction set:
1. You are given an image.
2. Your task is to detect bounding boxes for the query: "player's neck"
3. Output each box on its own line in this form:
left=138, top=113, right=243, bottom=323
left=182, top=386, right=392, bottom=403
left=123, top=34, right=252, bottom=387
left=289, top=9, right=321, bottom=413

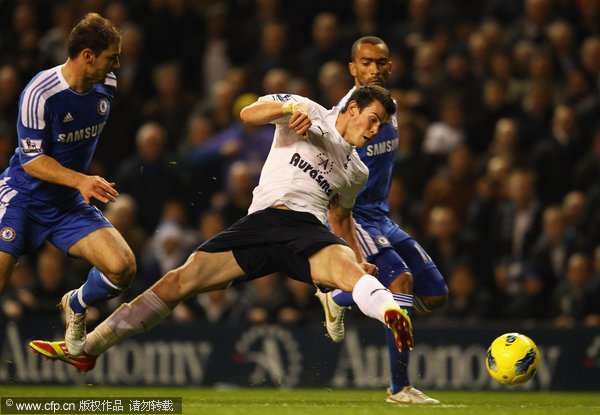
left=62, top=59, right=94, bottom=93
left=335, top=113, right=352, bottom=145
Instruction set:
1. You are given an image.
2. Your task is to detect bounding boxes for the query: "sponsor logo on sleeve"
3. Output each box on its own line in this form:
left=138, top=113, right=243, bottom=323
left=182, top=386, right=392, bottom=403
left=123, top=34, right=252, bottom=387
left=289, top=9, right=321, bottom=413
left=274, top=94, right=294, bottom=102
left=20, top=138, right=43, bottom=156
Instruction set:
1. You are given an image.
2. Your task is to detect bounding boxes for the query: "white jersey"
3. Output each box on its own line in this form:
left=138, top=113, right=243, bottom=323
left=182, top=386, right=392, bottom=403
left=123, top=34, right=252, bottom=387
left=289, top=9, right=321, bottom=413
left=248, top=94, right=369, bottom=224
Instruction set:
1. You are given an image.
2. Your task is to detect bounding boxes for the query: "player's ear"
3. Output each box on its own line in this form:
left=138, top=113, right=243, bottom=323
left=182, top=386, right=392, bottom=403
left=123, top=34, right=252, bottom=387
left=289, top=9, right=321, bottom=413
left=349, top=62, right=357, bottom=77
left=82, top=49, right=95, bottom=64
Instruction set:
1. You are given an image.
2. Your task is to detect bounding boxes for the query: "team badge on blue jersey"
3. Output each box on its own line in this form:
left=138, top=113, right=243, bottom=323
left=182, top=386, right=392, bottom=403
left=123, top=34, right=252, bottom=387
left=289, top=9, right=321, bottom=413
left=375, top=235, right=390, bottom=246
left=20, top=138, right=43, bottom=156
left=0, top=227, right=16, bottom=242
left=97, top=98, right=108, bottom=115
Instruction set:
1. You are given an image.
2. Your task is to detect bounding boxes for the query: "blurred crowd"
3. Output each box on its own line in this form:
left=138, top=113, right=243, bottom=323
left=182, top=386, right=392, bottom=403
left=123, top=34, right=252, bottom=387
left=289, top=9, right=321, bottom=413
left=1, top=0, right=599, bottom=329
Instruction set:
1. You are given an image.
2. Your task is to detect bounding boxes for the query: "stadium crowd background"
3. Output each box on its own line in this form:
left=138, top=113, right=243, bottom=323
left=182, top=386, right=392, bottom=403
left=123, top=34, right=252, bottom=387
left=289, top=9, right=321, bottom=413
left=0, top=0, right=599, bottom=330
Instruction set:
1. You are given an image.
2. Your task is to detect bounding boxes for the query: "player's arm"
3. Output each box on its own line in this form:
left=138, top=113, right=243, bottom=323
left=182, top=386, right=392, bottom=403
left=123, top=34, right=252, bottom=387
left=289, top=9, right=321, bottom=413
left=328, top=203, right=364, bottom=262
left=22, top=155, right=118, bottom=204
left=240, top=99, right=311, bottom=137
left=328, top=202, right=377, bottom=275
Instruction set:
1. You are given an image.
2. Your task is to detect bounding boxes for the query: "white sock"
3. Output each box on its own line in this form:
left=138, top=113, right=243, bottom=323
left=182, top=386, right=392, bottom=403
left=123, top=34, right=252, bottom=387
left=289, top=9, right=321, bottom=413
left=352, top=275, right=400, bottom=324
left=85, top=290, right=171, bottom=356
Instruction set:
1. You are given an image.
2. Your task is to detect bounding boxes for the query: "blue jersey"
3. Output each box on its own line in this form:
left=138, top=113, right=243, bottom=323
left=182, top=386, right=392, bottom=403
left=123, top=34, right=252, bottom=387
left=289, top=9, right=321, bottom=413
left=337, top=87, right=398, bottom=217
left=1, top=65, right=116, bottom=208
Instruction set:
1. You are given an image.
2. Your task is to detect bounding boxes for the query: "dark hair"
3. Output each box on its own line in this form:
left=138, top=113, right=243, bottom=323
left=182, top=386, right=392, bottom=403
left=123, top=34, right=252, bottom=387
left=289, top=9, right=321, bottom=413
left=350, top=36, right=388, bottom=61
left=67, top=13, right=121, bottom=58
left=341, top=85, right=396, bottom=117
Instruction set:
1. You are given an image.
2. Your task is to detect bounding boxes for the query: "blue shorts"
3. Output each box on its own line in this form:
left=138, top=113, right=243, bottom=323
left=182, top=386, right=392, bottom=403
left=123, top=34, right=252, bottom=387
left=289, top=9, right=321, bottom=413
left=0, top=190, right=112, bottom=257
left=353, top=212, right=448, bottom=297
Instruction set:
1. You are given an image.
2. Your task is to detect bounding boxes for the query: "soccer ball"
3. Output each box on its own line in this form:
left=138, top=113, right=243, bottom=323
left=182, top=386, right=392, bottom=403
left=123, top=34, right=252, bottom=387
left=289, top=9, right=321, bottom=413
left=485, top=332, right=540, bottom=385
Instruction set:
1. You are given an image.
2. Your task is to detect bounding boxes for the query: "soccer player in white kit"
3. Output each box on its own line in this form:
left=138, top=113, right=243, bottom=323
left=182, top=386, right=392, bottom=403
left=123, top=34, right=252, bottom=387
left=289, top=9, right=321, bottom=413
left=29, top=85, right=412, bottom=373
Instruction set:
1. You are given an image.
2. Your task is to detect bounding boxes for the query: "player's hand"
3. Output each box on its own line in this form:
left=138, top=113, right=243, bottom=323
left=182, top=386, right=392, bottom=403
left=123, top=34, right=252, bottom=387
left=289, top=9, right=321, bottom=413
left=78, top=175, right=119, bottom=204
left=288, top=103, right=311, bottom=138
left=361, top=261, right=378, bottom=277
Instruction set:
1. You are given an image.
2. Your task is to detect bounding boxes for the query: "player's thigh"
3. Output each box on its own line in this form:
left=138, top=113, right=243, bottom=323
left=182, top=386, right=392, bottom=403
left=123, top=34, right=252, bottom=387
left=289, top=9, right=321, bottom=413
left=151, top=250, right=245, bottom=306
left=372, top=248, right=411, bottom=288
left=0, top=201, right=44, bottom=293
left=394, top=237, right=448, bottom=298
left=68, top=226, right=136, bottom=283
left=308, top=244, right=363, bottom=292
left=52, top=202, right=135, bottom=276
left=0, top=199, right=49, bottom=258
left=0, top=251, right=16, bottom=295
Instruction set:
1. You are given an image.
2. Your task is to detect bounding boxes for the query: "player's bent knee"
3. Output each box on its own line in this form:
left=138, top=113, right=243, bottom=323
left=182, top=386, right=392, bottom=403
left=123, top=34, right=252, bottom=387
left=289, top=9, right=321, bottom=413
left=388, top=272, right=413, bottom=293
left=104, top=253, right=137, bottom=288
left=419, top=293, right=448, bottom=311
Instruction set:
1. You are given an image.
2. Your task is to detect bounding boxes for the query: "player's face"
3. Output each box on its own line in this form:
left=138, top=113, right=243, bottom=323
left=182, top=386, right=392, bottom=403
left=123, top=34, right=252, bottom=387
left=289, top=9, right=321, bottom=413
left=345, top=100, right=388, bottom=148
left=88, top=41, right=121, bottom=82
left=349, top=43, right=392, bottom=87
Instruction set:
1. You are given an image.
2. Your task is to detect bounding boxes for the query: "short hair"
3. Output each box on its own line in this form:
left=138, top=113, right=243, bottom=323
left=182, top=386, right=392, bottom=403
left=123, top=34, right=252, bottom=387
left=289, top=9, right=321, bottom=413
left=350, top=36, right=388, bottom=61
left=341, top=85, right=396, bottom=118
left=67, top=13, right=121, bottom=58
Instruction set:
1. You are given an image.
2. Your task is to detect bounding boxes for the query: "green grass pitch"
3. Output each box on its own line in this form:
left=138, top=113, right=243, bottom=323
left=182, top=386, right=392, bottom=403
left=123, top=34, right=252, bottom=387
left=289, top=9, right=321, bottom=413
left=1, top=386, right=599, bottom=415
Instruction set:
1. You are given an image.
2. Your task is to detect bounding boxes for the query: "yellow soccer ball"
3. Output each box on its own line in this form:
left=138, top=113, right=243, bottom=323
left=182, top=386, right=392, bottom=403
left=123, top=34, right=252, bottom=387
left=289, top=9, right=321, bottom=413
left=485, top=332, right=540, bottom=385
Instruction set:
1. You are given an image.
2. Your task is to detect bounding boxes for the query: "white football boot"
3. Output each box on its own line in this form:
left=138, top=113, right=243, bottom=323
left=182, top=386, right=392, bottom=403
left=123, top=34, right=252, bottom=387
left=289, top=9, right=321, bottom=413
left=60, top=289, right=87, bottom=356
left=315, top=290, right=349, bottom=343
left=386, top=386, right=440, bottom=404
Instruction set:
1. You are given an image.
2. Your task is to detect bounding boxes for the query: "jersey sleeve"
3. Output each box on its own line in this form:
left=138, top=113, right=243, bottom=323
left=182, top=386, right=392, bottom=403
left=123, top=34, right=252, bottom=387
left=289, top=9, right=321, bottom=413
left=16, top=92, right=51, bottom=165
left=258, top=93, right=314, bottom=125
left=337, top=164, right=369, bottom=209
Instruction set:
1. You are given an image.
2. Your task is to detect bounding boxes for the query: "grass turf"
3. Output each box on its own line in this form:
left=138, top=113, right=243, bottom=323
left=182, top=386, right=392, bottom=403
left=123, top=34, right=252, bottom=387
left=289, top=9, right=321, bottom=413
left=1, top=386, right=599, bottom=415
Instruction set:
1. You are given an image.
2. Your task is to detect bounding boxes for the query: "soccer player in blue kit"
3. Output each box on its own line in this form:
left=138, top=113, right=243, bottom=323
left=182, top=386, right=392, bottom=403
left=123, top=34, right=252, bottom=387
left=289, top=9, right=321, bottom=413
left=316, top=36, right=449, bottom=404
left=0, top=13, right=135, bottom=356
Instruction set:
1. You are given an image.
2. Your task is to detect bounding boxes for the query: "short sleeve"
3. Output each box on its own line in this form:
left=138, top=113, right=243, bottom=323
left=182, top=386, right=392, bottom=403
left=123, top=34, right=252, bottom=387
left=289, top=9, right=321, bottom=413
left=258, top=93, right=313, bottom=125
left=337, top=167, right=368, bottom=209
left=16, top=99, right=50, bottom=164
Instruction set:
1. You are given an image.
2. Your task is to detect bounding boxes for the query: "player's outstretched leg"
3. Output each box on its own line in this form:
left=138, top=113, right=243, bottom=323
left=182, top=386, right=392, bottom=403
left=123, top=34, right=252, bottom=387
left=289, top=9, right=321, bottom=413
left=315, top=289, right=350, bottom=343
left=29, top=340, right=97, bottom=374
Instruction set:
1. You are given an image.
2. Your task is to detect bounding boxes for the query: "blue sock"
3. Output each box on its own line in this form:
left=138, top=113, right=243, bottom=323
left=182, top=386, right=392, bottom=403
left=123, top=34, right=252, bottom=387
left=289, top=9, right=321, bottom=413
left=388, top=306, right=412, bottom=394
left=331, top=289, right=355, bottom=307
left=69, top=267, right=122, bottom=313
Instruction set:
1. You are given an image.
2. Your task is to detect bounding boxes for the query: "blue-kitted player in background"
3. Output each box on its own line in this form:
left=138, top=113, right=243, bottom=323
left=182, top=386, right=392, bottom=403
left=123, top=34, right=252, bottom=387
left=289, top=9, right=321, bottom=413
left=0, top=13, right=136, bottom=357
left=317, top=36, right=449, bottom=404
